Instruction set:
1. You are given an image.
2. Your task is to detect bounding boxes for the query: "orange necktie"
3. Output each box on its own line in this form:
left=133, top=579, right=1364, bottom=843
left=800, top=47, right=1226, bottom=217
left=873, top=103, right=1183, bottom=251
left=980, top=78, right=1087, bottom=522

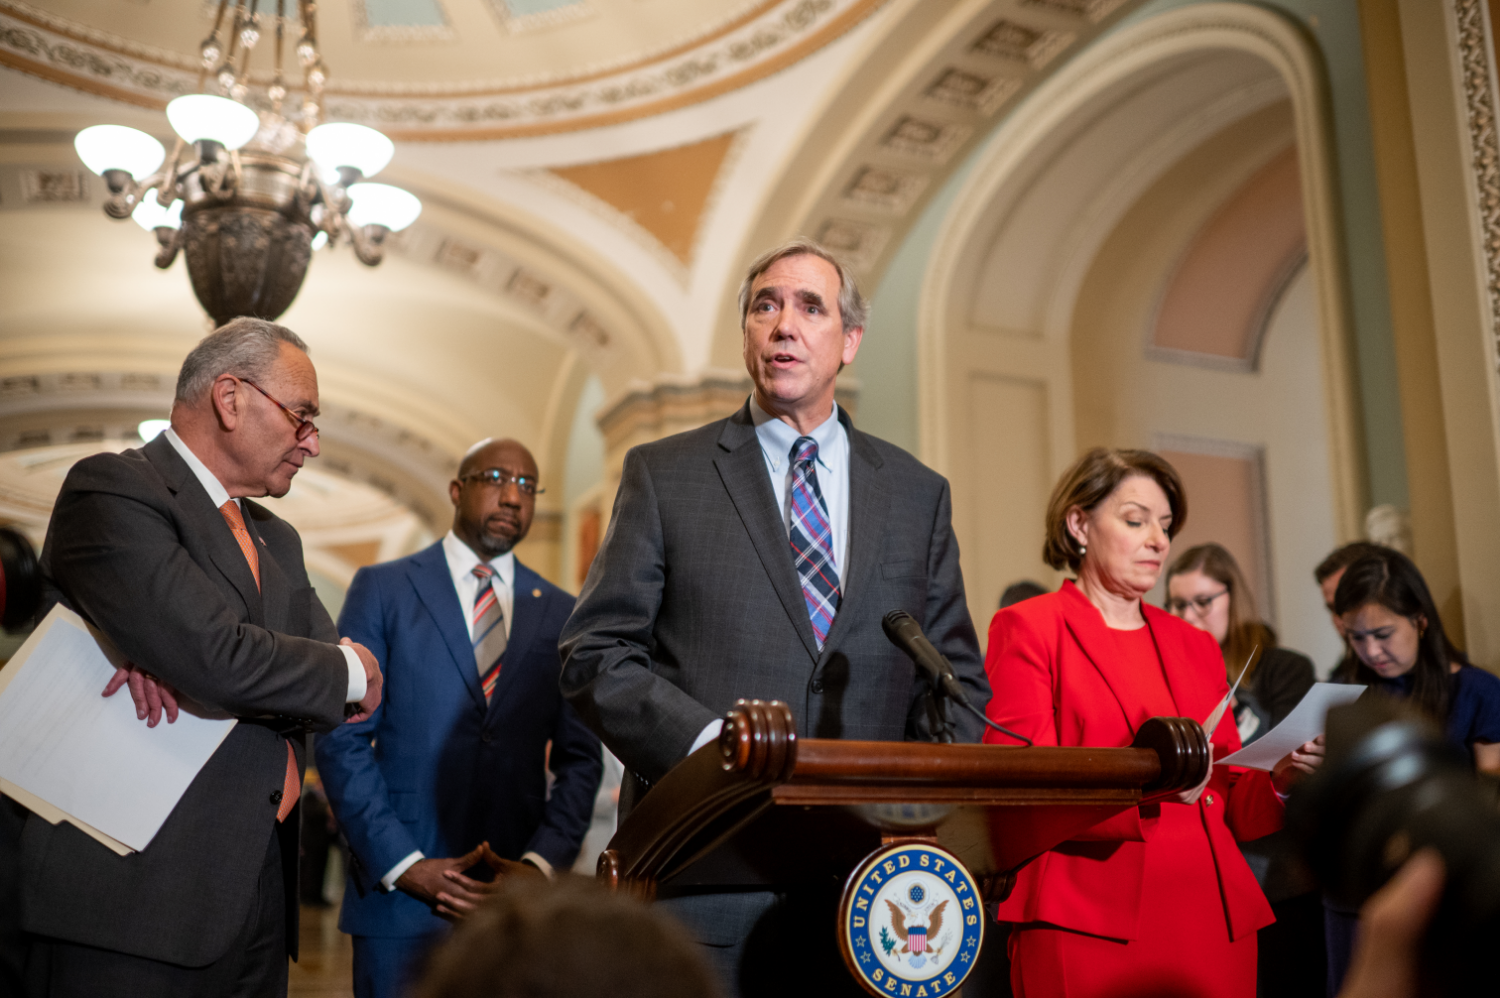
left=220, top=500, right=299, bottom=823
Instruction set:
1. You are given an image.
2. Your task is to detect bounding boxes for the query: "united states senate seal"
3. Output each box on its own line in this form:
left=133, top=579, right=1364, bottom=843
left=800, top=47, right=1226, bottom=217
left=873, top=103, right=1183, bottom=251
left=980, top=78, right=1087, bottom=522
left=838, top=842, right=984, bottom=996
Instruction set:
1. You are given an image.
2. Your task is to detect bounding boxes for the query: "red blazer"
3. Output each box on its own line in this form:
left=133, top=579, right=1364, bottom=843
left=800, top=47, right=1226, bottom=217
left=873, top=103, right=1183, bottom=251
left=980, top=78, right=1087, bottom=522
left=984, top=581, right=1283, bottom=942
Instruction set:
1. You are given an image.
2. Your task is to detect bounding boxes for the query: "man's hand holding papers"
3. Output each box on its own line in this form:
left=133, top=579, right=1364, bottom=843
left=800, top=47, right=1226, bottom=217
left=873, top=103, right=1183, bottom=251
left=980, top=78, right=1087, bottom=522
left=103, top=664, right=179, bottom=726
left=110, top=636, right=385, bottom=725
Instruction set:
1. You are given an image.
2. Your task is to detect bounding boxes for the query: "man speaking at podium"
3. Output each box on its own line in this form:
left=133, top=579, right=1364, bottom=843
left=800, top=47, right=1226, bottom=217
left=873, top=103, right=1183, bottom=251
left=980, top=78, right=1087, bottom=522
left=560, top=240, right=990, bottom=995
left=23, top=319, right=382, bottom=997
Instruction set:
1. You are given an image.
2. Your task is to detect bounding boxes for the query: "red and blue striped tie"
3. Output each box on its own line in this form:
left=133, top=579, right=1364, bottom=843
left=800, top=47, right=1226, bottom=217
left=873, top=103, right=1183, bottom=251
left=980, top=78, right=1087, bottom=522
left=471, top=564, right=507, bottom=701
left=788, top=437, right=841, bottom=648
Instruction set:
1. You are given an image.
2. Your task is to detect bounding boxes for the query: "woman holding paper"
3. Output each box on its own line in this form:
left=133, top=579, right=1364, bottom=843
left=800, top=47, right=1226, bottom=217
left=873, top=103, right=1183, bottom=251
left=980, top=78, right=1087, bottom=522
left=1321, top=547, right=1500, bottom=993
left=1165, top=543, right=1316, bottom=741
left=983, top=448, right=1323, bottom=998
left=1333, top=547, right=1500, bottom=772
left=1166, top=543, right=1322, bottom=997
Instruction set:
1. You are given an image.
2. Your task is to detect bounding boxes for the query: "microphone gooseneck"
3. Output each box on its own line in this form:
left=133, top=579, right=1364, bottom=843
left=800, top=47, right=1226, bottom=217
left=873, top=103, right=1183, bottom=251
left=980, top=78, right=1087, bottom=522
left=881, top=609, right=1033, bottom=746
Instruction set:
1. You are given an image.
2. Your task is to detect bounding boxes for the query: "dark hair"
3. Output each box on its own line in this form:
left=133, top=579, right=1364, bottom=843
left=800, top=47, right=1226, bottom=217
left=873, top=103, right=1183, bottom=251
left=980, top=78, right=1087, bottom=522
left=1332, top=548, right=1465, bottom=721
left=1314, top=541, right=1388, bottom=584
left=1000, top=580, right=1049, bottom=610
left=414, top=875, right=720, bottom=998
left=1165, top=543, right=1276, bottom=686
left=1042, top=448, right=1187, bottom=572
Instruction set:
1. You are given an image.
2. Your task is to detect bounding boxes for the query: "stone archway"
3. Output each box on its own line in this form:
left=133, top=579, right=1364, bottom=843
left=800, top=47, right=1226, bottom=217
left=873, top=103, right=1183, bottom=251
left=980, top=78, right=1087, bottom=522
left=914, top=3, right=1363, bottom=655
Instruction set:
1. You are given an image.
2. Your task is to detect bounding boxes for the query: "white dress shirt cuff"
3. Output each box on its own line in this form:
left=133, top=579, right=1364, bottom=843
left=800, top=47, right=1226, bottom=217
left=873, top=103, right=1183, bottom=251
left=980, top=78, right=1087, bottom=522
left=382, top=850, right=425, bottom=892
left=520, top=851, right=555, bottom=879
left=341, top=645, right=366, bottom=703
left=688, top=720, right=723, bottom=758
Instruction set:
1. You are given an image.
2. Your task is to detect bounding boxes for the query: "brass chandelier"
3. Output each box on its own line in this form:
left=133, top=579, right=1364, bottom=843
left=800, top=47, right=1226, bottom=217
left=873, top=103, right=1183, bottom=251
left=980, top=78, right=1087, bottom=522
left=72, top=0, right=421, bottom=325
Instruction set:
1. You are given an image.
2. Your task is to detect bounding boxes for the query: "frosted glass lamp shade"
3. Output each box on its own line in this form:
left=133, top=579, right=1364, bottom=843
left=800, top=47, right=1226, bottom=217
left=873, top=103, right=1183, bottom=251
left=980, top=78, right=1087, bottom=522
left=165, top=94, right=260, bottom=150
left=131, top=189, right=183, bottom=231
left=347, top=183, right=421, bottom=232
left=74, top=125, right=165, bottom=180
left=306, top=123, right=394, bottom=179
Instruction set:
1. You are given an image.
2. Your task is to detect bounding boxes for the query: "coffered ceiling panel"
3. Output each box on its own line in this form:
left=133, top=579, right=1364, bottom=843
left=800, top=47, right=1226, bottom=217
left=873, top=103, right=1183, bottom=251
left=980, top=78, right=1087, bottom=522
left=548, top=129, right=740, bottom=266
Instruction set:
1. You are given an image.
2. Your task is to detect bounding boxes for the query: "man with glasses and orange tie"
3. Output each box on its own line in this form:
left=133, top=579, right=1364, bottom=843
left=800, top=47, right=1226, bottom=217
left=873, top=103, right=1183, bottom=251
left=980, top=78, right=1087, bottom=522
left=315, top=437, right=602, bottom=998
left=22, top=317, right=384, bottom=998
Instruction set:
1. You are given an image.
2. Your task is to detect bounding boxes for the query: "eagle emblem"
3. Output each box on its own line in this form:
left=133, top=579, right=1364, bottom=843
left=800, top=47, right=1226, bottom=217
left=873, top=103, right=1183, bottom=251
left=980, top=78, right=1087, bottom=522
left=885, top=898, right=949, bottom=959
left=840, top=843, right=984, bottom=995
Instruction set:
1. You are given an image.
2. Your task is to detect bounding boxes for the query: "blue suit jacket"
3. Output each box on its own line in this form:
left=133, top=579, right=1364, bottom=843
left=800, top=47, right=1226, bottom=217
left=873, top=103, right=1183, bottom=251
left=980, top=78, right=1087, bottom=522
left=316, top=541, right=602, bottom=938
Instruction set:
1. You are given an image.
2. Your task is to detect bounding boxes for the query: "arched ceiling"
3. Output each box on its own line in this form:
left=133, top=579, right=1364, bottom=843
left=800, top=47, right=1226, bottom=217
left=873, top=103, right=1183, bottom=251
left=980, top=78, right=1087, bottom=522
left=0, top=0, right=1164, bottom=554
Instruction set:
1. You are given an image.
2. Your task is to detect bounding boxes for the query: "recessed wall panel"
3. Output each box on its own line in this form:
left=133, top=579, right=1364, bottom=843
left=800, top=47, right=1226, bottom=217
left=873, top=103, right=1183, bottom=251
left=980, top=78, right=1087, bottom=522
left=962, top=373, right=1052, bottom=642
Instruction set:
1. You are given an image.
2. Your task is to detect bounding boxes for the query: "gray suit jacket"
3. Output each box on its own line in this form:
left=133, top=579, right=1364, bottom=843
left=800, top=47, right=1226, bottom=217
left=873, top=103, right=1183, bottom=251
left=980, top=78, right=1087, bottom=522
left=21, top=433, right=349, bottom=966
left=560, top=403, right=989, bottom=815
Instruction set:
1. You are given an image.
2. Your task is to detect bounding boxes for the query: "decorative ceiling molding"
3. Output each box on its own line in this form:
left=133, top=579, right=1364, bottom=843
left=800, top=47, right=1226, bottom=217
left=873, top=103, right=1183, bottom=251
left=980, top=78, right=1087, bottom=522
left=390, top=220, right=621, bottom=357
left=354, top=0, right=458, bottom=43
left=1019, top=0, right=1127, bottom=22
left=713, top=0, right=1145, bottom=368
left=485, top=0, right=594, bottom=35
left=0, top=0, right=886, bottom=139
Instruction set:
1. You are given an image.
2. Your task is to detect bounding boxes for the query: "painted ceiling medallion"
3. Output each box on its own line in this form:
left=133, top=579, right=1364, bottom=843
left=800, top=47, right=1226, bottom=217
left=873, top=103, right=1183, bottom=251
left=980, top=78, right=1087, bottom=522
left=0, top=0, right=884, bottom=140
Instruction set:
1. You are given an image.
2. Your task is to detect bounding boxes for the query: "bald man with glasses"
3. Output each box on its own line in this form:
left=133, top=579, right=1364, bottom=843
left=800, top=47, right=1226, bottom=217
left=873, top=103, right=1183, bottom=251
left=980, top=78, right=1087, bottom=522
left=316, top=437, right=602, bottom=998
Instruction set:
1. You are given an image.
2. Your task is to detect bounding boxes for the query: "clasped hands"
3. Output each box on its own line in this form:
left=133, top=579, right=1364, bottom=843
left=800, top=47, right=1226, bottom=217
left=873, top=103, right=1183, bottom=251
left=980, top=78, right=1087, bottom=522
left=1172, top=731, right=1326, bottom=804
left=100, top=637, right=384, bottom=724
left=395, top=842, right=544, bottom=920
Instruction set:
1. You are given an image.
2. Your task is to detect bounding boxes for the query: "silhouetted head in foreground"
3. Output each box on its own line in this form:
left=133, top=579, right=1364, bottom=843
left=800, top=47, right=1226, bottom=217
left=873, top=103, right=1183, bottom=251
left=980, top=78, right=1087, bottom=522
left=414, top=875, right=720, bottom=998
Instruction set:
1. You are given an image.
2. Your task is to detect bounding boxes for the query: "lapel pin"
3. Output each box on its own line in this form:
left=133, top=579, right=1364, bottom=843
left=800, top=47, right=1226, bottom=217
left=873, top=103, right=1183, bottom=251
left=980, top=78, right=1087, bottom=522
left=532, top=588, right=542, bottom=598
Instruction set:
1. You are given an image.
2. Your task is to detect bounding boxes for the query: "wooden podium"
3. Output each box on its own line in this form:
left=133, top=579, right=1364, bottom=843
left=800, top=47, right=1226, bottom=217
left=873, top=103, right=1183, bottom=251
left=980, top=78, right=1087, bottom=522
left=598, top=699, right=1209, bottom=995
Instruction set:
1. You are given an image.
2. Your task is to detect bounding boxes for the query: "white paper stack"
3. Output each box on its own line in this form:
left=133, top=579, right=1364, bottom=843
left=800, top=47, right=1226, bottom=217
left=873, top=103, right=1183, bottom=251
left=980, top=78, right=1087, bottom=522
left=0, top=606, right=237, bottom=853
left=1215, top=681, right=1366, bottom=770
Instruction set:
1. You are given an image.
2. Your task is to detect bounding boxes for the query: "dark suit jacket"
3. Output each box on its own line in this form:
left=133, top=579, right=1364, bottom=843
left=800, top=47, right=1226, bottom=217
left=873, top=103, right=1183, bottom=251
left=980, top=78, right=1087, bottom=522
left=21, top=434, right=349, bottom=967
left=1244, top=645, right=1316, bottom=730
left=559, top=402, right=989, bottom=816
left=315, top=543, right=602, bottom=939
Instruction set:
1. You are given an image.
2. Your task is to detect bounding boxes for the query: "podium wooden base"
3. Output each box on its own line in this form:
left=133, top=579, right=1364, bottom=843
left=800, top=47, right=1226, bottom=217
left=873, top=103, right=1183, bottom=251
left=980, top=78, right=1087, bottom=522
left=599, top=699, right=1207, bottom=994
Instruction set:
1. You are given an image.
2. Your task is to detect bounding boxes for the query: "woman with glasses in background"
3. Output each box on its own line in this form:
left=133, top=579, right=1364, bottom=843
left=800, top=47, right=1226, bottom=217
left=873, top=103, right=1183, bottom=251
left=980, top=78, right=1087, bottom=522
left=1165, top=544, right=1315, bottom=743
left=1166, top=543, right=1322, bottom=998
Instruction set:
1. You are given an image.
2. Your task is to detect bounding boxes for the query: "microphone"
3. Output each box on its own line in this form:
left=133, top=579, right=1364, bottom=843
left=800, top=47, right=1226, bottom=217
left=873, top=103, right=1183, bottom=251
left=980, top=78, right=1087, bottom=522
left=882, top=610, right=972, bottom=707
left=881, top=609, right=1033, bottom=746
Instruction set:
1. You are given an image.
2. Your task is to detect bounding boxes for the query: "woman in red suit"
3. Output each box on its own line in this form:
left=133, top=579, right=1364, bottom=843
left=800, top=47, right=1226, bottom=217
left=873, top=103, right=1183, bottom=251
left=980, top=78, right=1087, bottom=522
left=985, top=448, right=1323, bottom=998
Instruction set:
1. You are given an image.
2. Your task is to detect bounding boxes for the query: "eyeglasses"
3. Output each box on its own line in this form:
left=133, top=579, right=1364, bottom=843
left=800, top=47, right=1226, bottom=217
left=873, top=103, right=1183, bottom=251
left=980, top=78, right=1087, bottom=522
left=459, top=468, right=544, bottom=496
left=1166, top=588, right=1229, bottom=616
left=242, top=378, right=318, bottom=441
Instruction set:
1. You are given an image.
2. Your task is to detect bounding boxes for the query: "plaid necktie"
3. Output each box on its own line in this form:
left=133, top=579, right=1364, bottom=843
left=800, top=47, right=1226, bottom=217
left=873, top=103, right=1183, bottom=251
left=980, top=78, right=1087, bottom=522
left=471, top=564, right=507, bottom=701
left=788, top=437, right=841, bottom=648
left=219, top=500, right=299, bottom=824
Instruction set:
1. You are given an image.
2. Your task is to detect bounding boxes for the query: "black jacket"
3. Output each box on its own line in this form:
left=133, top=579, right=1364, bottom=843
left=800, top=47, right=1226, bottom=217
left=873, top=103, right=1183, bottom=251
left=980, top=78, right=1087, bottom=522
left=22, top=434, right=348, bottom=965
